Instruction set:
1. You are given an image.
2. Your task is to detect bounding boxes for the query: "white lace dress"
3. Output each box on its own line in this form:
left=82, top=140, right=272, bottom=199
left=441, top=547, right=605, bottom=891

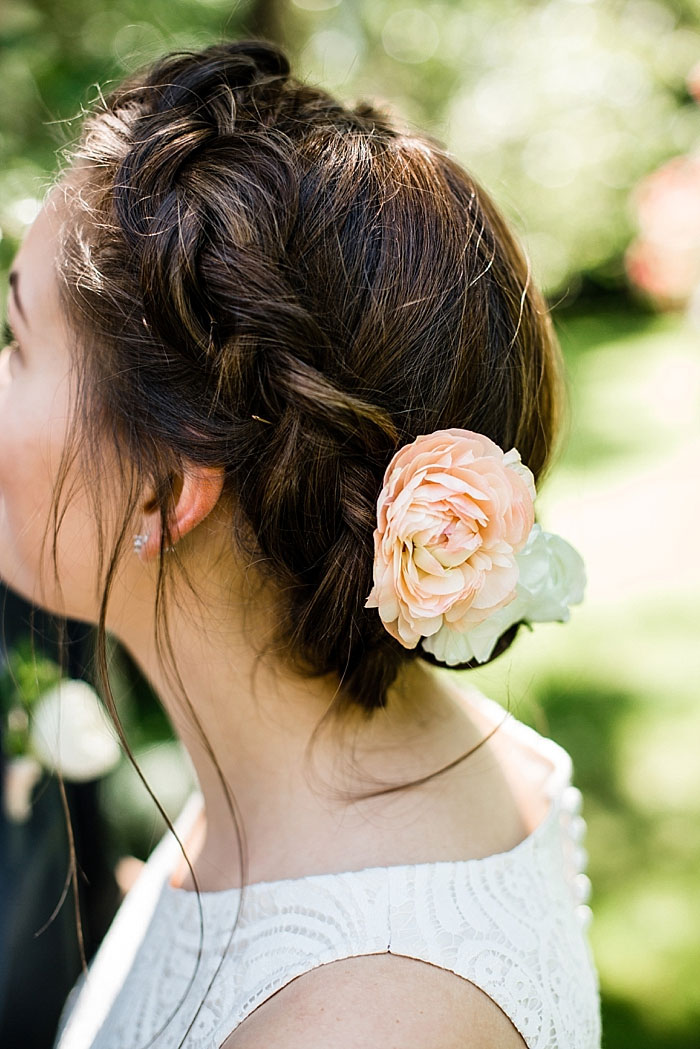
left=53, top=691, right=602, bottom=1049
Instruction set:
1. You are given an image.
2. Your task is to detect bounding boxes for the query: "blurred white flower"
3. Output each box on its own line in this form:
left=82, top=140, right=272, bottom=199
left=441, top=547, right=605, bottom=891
left=28, top=679, right=121, bottom=782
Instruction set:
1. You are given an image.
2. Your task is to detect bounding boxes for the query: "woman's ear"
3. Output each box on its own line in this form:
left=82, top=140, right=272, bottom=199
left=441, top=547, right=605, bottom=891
left=135, top=464, right=225, bottom=561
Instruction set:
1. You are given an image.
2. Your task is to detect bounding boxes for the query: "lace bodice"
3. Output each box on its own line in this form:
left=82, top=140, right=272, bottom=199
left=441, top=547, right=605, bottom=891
left=53, top=691, right=601, bottom=1049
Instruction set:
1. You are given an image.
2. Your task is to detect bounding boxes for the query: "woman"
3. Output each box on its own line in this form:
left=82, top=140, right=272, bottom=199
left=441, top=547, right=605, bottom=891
left=1, top=38, right=600, bottom=1048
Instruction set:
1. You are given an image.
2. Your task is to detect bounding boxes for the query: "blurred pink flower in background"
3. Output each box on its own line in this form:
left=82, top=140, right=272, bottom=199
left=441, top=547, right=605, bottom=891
left=626, top=62, right=700, bottom=314
left=626, top=154, right=700, bottom=305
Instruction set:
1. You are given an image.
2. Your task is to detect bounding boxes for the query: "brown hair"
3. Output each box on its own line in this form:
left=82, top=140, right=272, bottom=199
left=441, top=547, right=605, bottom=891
left=42, top=37, right=566, bottom=1038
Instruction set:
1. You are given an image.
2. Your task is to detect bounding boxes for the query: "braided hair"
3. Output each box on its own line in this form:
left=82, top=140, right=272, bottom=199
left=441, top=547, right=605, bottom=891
left=54, top=38, right=565, bottom=717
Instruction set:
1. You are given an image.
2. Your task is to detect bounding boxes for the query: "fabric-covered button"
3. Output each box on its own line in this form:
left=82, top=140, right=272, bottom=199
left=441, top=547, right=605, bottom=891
left=577, top=904, right=593, bottom=930
left=568, top=814, right=587, bottom=843
left=574, top=845, right=589, bottom=873
left=573, top=872, right=592, bottom=904
left=561, top=785, right=584, bottom=816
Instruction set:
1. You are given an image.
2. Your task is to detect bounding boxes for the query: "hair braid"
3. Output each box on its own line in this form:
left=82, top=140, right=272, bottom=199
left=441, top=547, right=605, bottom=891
left=56, top=37, right=565, bottom=716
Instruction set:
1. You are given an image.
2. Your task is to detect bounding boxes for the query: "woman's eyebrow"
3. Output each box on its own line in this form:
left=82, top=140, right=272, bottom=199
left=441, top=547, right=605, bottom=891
left=8, top=271, right=29, bottom=329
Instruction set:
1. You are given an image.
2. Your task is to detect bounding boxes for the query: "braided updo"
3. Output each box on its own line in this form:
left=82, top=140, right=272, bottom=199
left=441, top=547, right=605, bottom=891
left=53, top=38, right=565, bottom=715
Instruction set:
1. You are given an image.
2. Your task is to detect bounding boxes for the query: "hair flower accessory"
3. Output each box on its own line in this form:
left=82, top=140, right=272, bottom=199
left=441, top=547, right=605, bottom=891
left=364, top=428, right=586, bottom=666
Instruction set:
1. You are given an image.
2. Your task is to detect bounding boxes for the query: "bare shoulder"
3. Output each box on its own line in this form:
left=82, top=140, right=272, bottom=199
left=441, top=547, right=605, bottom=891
left=221, top=953, right=527, bottom=1049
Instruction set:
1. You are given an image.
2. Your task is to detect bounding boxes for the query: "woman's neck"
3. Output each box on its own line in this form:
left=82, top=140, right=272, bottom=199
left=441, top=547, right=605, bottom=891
left=110, top=542, right=475, bottom=889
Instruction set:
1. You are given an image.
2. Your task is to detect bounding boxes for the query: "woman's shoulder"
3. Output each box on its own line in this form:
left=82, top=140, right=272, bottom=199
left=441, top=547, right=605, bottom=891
left=412, top=678, right=573, bottom=865
left=221, top=952, right=528, bottom=1048
left=450, top=680, right=573, bottom=792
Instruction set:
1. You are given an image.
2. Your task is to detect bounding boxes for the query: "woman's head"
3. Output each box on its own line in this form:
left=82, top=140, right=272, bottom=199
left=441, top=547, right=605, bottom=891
left=2, top=38, right=565, bottom=714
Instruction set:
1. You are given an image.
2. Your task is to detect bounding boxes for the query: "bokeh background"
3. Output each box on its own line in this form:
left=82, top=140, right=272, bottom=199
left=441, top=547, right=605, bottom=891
left=1, top=1, right=699, bottom=1047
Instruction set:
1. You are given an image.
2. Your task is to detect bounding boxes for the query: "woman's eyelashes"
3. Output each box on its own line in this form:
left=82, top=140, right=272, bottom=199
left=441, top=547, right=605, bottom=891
left=3, top=320, right=20, bottom=358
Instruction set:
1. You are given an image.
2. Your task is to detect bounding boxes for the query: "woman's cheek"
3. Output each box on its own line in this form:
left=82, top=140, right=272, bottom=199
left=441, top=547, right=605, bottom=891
left=0, top=378, right=66, bottom=612
left=0, top=353, right=122, bottom=624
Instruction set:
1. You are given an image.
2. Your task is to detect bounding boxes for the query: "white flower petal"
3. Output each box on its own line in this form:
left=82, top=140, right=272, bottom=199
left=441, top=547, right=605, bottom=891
left=503, top=448, right=537, bottom=502
left=29, top=680, right=121, bottom=782
left=420, top=621, right=478, bottom=665
left=514, top=527, right=587, bottom=622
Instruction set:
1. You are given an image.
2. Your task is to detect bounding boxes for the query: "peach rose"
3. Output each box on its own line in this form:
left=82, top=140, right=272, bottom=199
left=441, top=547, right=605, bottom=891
left=364, top=428, right=536, bottom=650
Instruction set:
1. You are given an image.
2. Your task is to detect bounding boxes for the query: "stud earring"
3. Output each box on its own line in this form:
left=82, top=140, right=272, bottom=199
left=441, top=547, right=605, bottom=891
left=133, top=533, right=149, bottom=556
left=133, top=533, right=177, bottom=556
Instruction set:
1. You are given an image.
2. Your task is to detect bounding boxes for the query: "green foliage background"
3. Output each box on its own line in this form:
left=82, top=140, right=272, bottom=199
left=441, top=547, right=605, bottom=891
left=1, top=1, right=699, bottom=1046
